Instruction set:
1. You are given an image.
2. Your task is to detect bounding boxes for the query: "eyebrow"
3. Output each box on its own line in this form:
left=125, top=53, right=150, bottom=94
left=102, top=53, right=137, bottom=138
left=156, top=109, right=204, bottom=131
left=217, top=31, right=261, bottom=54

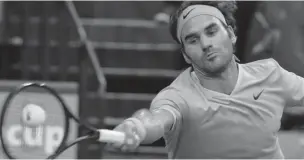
left=184, top=22, right=218, bottom=41
left=184, top=33, right=197, bottom=42
left=205, top=23, right=217, bottom=31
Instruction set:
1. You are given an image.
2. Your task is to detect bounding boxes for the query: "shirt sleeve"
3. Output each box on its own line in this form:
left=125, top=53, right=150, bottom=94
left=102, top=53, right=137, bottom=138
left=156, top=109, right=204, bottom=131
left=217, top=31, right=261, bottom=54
left=272, top=59, right=304, bottom=107
left=149, top=88, right=186, bottom=139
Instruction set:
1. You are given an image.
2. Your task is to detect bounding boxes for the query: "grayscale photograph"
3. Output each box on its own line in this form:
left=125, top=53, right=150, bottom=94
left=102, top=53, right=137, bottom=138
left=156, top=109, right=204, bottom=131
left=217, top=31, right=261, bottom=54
left=0, top=1, right=304, bottom=159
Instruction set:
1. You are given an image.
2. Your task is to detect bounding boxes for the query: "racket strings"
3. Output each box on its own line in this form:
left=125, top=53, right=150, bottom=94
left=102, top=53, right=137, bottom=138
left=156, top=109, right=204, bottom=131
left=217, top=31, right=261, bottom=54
left=20, top=125, right=44, bottom=149
left=0, top=84, right=69, bottom=159
left=46, top=133, right=98, bottom=160
left=1, top=83, right=102, bottom=159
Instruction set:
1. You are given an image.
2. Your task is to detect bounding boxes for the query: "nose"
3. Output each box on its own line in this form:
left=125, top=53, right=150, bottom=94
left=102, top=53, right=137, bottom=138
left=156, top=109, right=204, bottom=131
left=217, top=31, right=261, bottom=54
left=202, top=45, right=212, bottom=53
left=200, top=35, right=213, bottom=53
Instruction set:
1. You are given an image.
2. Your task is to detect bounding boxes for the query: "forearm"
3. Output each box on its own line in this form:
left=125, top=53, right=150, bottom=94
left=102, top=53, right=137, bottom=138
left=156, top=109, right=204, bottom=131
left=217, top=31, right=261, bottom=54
left=126, top=108, right=175, bottom=144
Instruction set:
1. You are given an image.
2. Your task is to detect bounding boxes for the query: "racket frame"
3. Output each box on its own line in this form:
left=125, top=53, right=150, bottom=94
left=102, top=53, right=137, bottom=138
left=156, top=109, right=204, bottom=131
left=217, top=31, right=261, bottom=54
left=0, top=83, right=70, bottom=159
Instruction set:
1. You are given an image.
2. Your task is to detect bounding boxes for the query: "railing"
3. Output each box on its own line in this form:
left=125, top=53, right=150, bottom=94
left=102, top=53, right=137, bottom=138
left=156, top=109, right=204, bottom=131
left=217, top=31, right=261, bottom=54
left=0, top=1, right=108, bottom=158
left=0, top=1, right=177, bottom=158
left=66, top=1, right=107, bottom=94
left=65, top=1, right=109, bottom=159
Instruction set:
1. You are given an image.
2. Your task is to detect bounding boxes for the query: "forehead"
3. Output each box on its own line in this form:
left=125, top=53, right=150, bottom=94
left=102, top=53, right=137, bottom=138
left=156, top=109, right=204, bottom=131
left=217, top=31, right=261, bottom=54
left=181, top=15, right=223, bottom=38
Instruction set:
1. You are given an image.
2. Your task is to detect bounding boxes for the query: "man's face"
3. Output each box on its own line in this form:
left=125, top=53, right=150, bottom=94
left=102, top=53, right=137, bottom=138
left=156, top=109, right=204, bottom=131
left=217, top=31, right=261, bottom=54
left=181, top=15, right=234, bottom=75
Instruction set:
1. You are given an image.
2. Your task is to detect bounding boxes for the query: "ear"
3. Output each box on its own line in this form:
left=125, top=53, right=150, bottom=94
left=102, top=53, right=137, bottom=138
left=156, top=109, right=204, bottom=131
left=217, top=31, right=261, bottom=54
left=181, top=49, right=191, bottom=64
left=227, top=26, right=237, bottom=44
left=233, top=54, right=240, bottom=62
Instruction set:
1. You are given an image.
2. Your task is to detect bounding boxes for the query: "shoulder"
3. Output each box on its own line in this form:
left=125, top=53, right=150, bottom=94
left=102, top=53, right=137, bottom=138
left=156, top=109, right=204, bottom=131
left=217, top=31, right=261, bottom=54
left=242, top=58, right=279, bottom=70
left=151, top=67, right=193, bottom=108
left=241, top=58, right=280, bottom=75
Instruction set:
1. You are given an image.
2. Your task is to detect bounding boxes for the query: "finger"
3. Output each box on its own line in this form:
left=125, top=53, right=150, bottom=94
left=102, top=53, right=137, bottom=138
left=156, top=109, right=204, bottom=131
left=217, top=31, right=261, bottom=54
left=105, top=143, right=121, bottom=152
left=124, top=132, right=141, bottom=152
left=130, top=126, right=141, bottom=146
left=110, top=123, right=130, bottom=148
left=108, top=141, right=123, bottom=149
left=125, top=137, right=135, bottom=146
left=133, top=134, right=141, bottom=147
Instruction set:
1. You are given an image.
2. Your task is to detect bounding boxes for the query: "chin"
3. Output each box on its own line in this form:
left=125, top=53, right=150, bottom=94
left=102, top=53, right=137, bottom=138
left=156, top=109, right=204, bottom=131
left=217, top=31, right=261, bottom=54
left=206, top=65, right=226, bottom=75
left=205, top=59, right=230, bottom=74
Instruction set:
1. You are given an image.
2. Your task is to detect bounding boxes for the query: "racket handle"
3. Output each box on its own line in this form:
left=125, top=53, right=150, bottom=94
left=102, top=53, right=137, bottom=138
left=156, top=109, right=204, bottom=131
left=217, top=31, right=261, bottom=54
left=97, top=129, right=126, bottom=145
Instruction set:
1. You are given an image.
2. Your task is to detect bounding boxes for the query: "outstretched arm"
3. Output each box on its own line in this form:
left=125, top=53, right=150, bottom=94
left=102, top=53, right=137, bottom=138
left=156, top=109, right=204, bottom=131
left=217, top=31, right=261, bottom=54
left=109, top=106, right=180, bottom=151
left=130, top=107, right=176, bottom=144
left=274, top=59, right=304, bottom=107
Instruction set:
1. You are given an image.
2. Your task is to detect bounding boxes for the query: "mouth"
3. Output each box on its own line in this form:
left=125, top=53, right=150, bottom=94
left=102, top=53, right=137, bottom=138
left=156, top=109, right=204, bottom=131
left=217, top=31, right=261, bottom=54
left=206, top=52, right=217, bottom=60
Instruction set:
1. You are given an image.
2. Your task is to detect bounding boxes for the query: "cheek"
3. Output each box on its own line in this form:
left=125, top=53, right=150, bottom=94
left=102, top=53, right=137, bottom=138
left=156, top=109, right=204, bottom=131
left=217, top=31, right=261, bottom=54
left=184, top=47, right=203, bottom=62
left=217, top=32, right=233, bottom=51
left=215, top=32, right=231, bottom=47
left=209, top=36, right=233, bottom=58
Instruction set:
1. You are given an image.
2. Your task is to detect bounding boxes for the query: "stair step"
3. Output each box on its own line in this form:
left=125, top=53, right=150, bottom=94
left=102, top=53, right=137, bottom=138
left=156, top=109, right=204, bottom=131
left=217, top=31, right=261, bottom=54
left=86, top=92, right=154, bottom=118
left=105, top=146, right=167, bottom=155
left=92, top=41, right=177, bottom=51
left=74, top=1, right=163, bottom=19
left=0, top=79, right=78, bottom=92
left=81, top=18, right=159, bottom=28
left=103, top=67, right=180, bottom=77
left=95, top=45, right=182, bottom=69
left=83, top=20, right=175, bottom=43
left=3, top=42, right=183, bottom=69
left=4, top=36, right=177, bottom=51
left=104, top=92, right=155, bottom=100
left=5, top=2, right=163, bottom=20
left=4, top=16, right=176, bottom=46
left=102, top=151, right=167, bottom=159
left=11, top=64, right=176, bottom=93
left=12, top=64, right=181, bottom=78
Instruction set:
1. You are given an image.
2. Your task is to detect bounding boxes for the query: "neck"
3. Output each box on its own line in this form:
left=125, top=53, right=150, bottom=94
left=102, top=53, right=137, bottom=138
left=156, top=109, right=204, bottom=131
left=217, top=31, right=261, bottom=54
left=194, top=59, right=239, bottom=95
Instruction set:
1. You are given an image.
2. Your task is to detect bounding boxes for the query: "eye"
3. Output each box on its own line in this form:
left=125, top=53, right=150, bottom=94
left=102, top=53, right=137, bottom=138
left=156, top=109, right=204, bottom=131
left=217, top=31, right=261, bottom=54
left=206, top=25, right=219, bottom=36
left=188, top=37, right=198, bottom=44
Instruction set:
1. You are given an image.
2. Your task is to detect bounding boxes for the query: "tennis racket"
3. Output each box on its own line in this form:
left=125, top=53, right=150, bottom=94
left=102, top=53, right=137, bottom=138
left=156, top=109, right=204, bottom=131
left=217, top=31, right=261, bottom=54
left=0, top=82, right=126, bottom=159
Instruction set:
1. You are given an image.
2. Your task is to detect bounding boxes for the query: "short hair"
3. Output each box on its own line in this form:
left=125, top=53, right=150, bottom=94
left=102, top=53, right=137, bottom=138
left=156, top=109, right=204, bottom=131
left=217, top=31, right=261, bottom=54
left=169, top=1, right=238, bottom=44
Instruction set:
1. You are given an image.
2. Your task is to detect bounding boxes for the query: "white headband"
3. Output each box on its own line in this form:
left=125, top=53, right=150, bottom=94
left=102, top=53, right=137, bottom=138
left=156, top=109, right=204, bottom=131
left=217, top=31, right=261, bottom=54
left=177, top=5, right=227, bottom=43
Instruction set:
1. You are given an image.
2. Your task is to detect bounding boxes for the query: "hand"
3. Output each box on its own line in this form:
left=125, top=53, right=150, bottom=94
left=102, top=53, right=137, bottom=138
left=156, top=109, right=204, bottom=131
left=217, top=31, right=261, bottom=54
left=106, top=119, right=143, bottom=152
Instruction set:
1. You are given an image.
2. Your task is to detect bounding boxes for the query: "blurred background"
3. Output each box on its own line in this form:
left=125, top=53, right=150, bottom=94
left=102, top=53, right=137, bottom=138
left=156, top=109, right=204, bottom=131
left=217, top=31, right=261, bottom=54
left=0, top=1, right=304, bottom=159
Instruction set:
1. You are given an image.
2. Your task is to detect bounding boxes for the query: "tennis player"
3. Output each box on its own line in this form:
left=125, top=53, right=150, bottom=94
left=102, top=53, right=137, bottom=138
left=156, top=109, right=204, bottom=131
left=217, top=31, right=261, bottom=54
left=109, top=1, right=302, bottom=159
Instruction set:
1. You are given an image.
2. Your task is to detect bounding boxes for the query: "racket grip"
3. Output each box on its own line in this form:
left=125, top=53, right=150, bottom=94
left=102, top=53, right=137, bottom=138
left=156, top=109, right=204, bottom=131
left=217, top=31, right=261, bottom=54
left=97, top=129, right=126, bottom=145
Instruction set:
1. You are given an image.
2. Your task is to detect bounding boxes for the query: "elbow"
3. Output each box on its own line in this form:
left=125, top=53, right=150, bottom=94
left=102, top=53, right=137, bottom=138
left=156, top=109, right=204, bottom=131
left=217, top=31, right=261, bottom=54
left=141, top=133, right=163, bottom=144
left=141, top=138, right=160, bottom=144
left=140, top=119, right=165, bottom=144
